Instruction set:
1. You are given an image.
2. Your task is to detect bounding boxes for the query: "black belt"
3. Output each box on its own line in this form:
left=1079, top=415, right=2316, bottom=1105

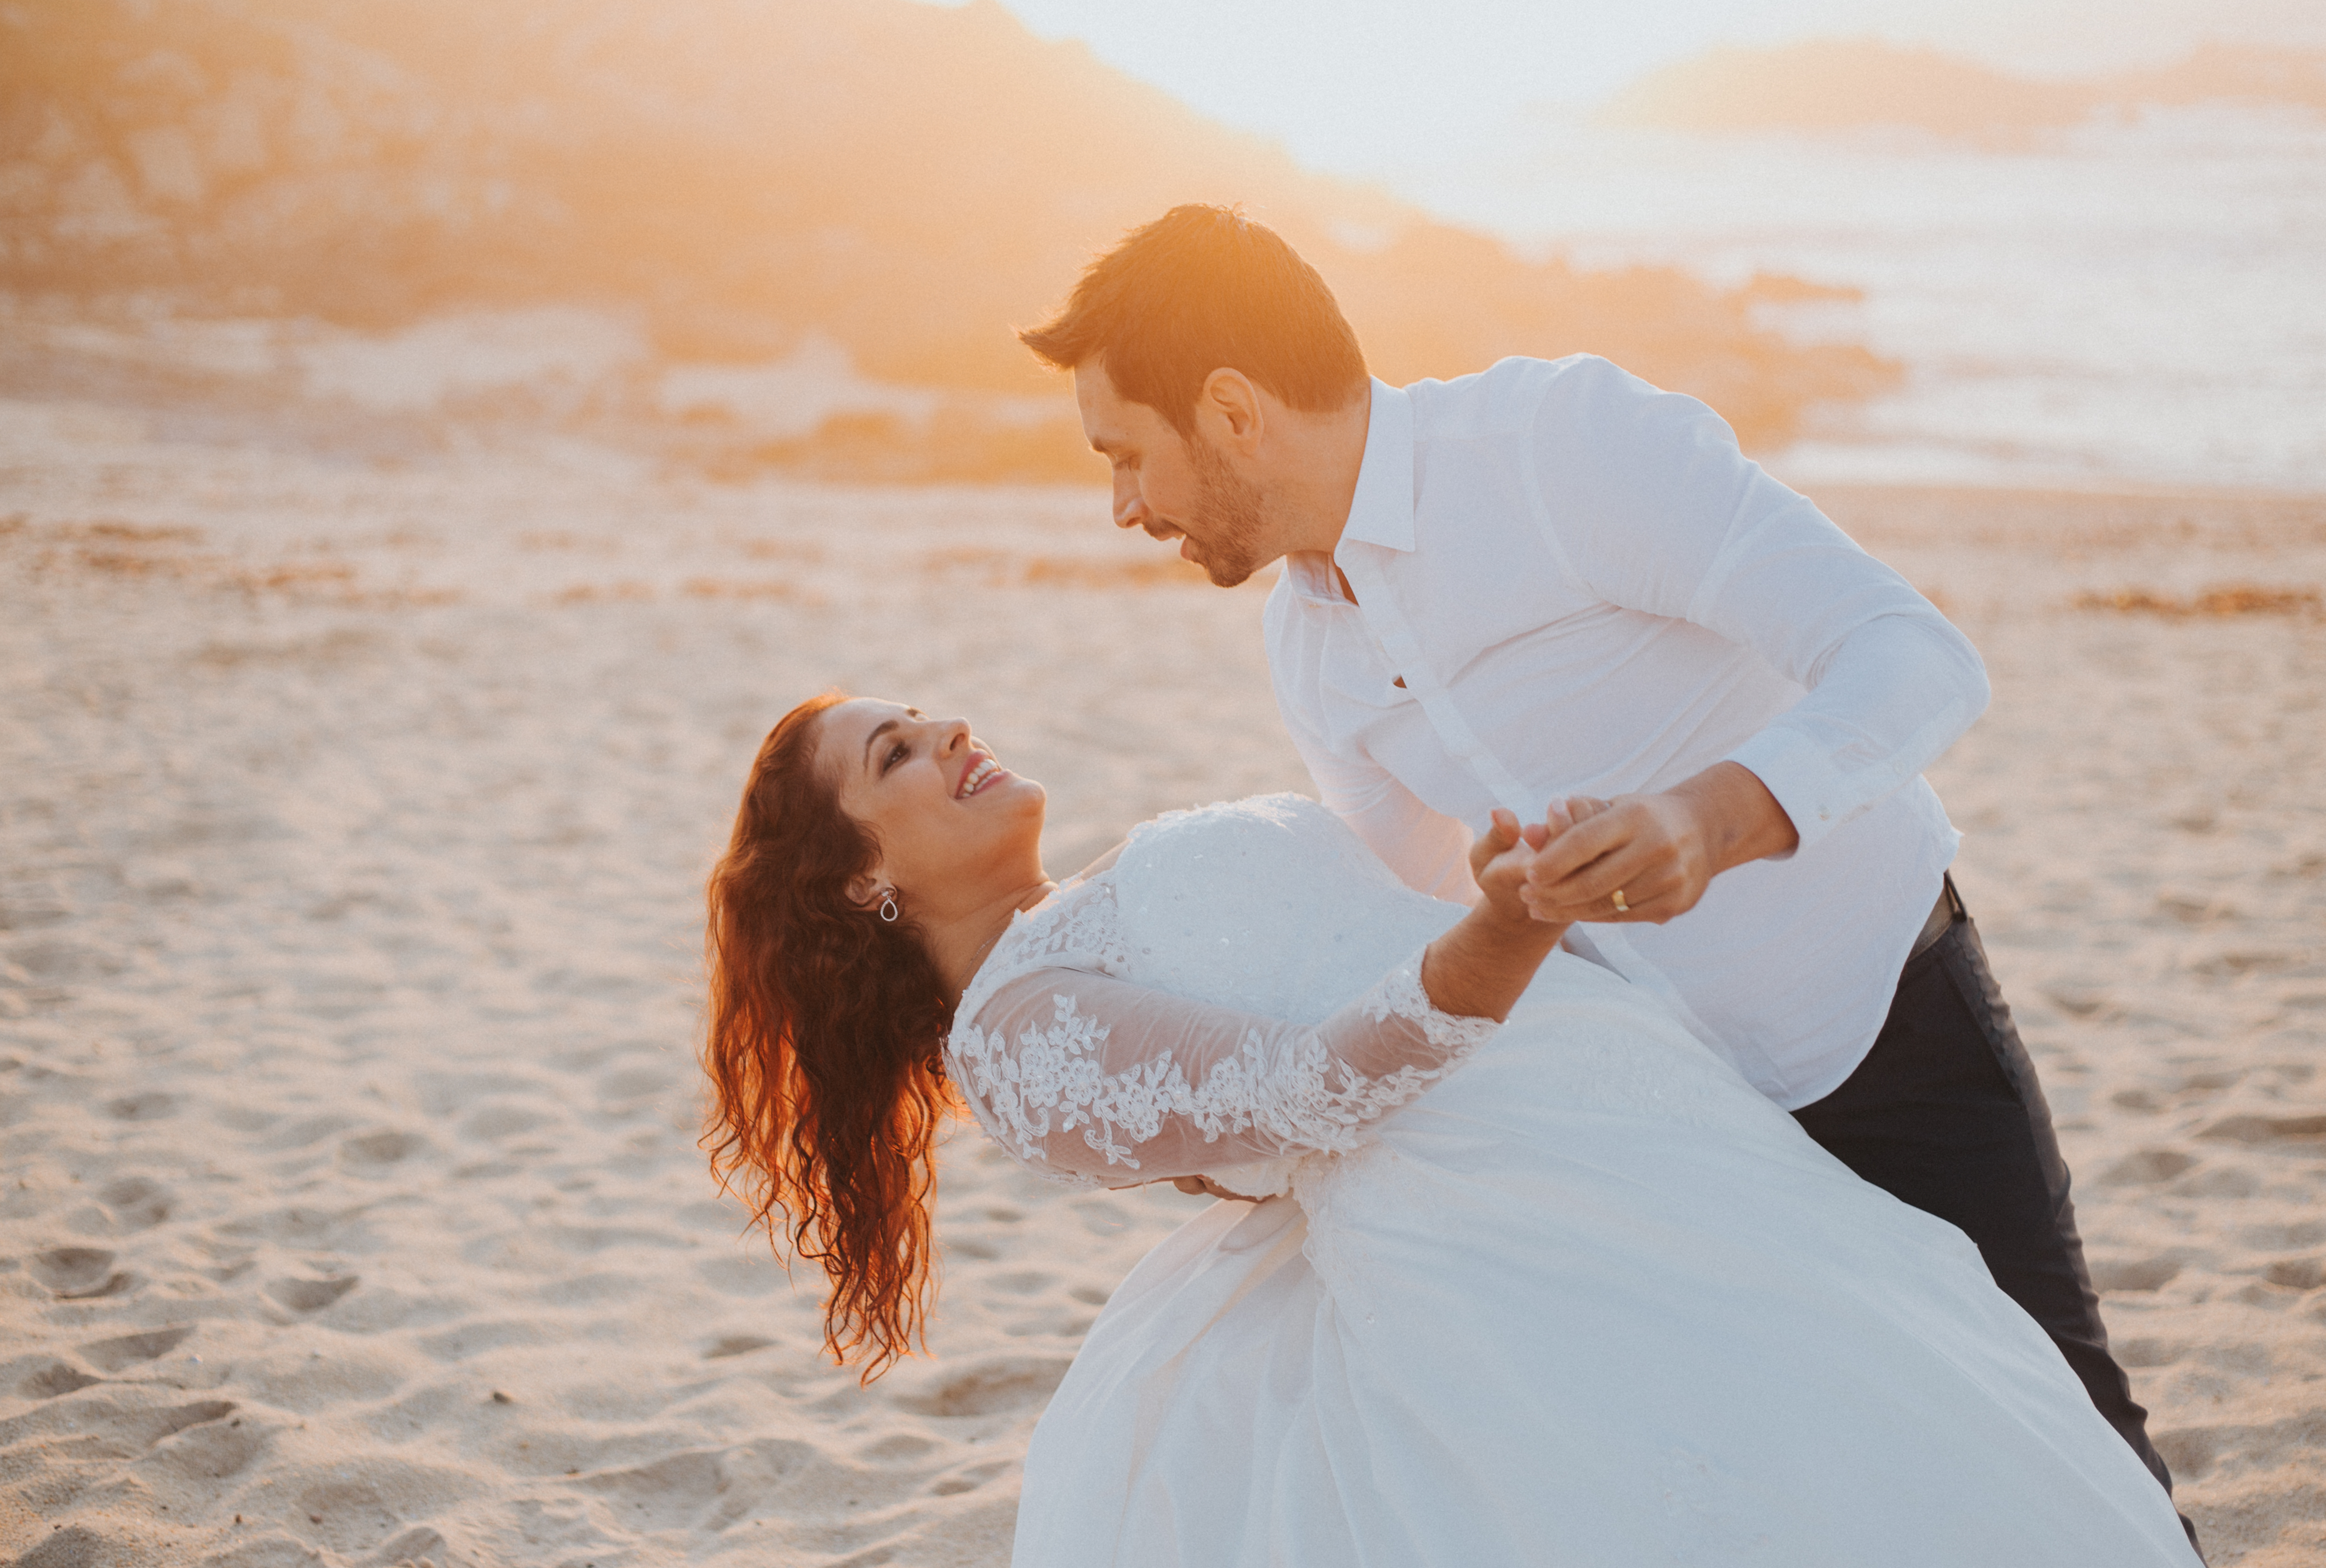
left=1908, top=874, right=1962, bottom=962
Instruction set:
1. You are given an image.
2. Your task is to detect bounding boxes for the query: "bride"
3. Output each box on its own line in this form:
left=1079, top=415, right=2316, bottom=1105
left=701, top=693, right=2199, bottom=1567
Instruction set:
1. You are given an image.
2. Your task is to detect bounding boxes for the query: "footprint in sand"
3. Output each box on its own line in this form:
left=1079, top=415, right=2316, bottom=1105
left=17, top=1524, right=110, bottom=1568
left=289, top=1474, right=410, bottom=1556
left=702, top=1334, right=777, bottom=1360
left=340, top=1129, right=429, bottom=1169
left=859, top=1432, right=940, bottom=1463
left=13, top=1360, right=102, bottom=1399
left=2090, top=1256, right=2184, bottom=1293
left=79, top=1324, right=194, bottom=1372
left=928, top=1457, right=1013, bottom=1496
left=985, top=1271, right=1057, bottom=1297
left=29, top=1246, right=131, bottom=1300
left=266, top=1274, right=360, bottom=1313
left=2097, top=1149, right=2197, bottom=1185
left=891, top=1355, right=1072, bottom=1418
left=374, top=1524, right=453, bottom=1566
left=2114, top=1337, right=2187, bottom=1369
left=581, top=1449, right=732, bottom=1533
left=142, top=1412, right=267, bottom=1482
left=2199, top=1113, right=2326, bottom=1145
left=2151, top=1426, right=2228, bottom=1484
left=101, top=1089, right=176, bottom=1122
left=96, top=1175, right=171, bottom=1230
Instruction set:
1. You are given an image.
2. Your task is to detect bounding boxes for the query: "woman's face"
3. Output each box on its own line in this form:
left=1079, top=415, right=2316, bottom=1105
left=818, top=698, right=1046, bottom=913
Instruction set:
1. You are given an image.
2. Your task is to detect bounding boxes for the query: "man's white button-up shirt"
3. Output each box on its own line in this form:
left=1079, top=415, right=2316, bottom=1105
left=1264, top=356, right=1991, bottom=1108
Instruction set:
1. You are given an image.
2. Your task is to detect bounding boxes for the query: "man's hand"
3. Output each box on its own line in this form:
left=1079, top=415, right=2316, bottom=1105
left=1522, top=762, right=1798, bottom=926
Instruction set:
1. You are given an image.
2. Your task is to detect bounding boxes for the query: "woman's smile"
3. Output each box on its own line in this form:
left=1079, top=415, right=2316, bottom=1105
left=956, top=754, right=1007, bottom=798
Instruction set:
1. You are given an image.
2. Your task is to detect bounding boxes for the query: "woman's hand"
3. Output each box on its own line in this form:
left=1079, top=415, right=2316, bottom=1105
left=1469, top=807, right=1544, bottom=926
left=1169, top=1175, right=1264, bottom=1203
left=1423, top=807, right=1577, bottom=1022
left=1472, top=803, right=1609, bottom=924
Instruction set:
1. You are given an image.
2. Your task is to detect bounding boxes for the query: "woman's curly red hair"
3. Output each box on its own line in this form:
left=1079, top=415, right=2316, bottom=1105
left=702, top=692, right=957, bottom=1376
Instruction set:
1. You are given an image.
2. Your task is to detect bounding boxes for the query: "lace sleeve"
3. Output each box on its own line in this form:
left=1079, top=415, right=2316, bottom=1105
left=944, top=953, right=1498, bottom=1189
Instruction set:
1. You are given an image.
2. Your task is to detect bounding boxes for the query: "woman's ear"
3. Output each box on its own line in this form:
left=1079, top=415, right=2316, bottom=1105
left=845, top=869, right=887, bottom=912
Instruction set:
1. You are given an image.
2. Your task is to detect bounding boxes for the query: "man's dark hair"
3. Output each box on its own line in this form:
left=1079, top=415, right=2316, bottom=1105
left=1019, top=204, right=1368, bottom=436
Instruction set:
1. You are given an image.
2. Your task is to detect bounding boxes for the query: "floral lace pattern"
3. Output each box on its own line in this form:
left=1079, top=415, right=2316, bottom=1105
left=946, top=872, right=1498, bottom=1189
left=952, top=876, right=1132, bottom=1041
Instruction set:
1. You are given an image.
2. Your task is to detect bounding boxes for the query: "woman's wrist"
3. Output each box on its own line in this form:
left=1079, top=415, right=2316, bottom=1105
left=1468, top=897, right=1567, bottom=959
left=1423, top=908, right=1566, bottom=1021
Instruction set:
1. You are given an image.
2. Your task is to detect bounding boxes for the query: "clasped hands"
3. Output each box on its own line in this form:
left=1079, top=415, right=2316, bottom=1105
left=1477, top=761, right=1798, bottom=928
left=1170, top=768, right=1794, bottom=1205
left=1167, top=803, right=1610, bottom=1205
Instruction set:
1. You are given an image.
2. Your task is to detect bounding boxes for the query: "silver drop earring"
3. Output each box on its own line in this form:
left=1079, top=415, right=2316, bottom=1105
left=878, top=888, right=900, bottom=923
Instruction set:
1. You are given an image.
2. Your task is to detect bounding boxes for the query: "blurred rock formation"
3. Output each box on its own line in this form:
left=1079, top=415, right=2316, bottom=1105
left=1602, top=39, right=2326, bottom=142
left=1, top=0, right=1901, bottom=476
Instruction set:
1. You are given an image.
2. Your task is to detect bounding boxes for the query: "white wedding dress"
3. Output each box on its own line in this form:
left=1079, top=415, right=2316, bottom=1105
left=945, top=797, right=2196, bottom=1567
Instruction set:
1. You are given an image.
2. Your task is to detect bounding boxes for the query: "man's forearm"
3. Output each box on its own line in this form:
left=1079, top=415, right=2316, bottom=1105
left=1672, top=761, right=1798, bottom=875
left=1721, top=613, right=1989, bottom=854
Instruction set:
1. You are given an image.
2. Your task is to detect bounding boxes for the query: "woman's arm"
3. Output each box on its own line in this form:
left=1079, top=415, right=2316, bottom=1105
left=948, top=813, right=1571, bottom=1187
left=1421, top=808, right=1570, bottom=1020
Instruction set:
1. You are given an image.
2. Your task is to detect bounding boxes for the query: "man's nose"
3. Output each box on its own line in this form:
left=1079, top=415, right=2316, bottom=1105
left=1113, top=493, right=1147, bottom=531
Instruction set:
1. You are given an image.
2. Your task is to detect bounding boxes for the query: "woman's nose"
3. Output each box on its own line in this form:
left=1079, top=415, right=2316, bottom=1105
left=938, top=717, right=972, bottom=751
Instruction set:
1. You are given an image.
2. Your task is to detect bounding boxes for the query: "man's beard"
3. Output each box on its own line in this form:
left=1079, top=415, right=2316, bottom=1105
left=1185, top=435, right=1269, bottom=588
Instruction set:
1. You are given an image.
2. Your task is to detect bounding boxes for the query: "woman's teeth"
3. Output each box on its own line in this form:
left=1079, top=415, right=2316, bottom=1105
left=956, top=757, right=1001, bottom=798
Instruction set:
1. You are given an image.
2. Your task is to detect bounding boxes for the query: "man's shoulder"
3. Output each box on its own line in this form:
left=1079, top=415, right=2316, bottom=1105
left=1406, top=354, right=1665, bottom=438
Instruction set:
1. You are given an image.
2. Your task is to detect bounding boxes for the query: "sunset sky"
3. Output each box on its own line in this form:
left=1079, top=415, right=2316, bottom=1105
left=963, top=0, right=2326, bottom=175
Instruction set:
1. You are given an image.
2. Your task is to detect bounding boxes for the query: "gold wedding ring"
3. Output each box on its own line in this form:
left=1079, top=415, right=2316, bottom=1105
left=1611, top=889, right=1630, bottom=914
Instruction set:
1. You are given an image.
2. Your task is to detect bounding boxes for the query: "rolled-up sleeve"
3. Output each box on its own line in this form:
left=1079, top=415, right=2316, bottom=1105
left=1532, top=358, right=1990, bottom=852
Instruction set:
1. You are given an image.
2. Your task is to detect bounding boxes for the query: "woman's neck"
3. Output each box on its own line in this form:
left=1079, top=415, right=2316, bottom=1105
left=930, top=876, right=1058, bottom=1005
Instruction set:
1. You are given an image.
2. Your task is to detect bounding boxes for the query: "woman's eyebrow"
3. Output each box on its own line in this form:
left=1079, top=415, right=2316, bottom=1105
left=860, top=711, right=927, bottom=771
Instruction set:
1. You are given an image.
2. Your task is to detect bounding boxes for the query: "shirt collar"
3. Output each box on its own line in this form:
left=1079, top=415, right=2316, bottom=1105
left=1337, top=377, right=1415, bottom=555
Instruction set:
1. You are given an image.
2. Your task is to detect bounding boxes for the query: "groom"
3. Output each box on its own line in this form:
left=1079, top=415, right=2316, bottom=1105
left=1021, top=204, right=2190, bottom=1523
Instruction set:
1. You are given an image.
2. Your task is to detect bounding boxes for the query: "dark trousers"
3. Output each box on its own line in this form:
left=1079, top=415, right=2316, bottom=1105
left=1791, top=878, right=2198, bottom=1550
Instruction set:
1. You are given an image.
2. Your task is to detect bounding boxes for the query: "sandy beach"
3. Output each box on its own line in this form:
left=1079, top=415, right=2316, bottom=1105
left=3, top=401, right=2323, bottom=1567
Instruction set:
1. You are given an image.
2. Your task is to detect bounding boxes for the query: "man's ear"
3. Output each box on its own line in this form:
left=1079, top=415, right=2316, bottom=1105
left=1197, top=368, right=1264, bottom=453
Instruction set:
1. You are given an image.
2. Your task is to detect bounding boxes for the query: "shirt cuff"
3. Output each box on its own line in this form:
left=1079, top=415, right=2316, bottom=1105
left=1724, top=726, right=1852, bottom=856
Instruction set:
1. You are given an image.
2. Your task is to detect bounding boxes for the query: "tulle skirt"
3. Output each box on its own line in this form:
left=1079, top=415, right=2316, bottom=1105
left=1011, top=957, right=2196, bottom=1567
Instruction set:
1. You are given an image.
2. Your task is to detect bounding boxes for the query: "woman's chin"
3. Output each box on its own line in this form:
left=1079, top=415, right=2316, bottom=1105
left=969, top=771, right=1046, bottom=824
left=1017, top=782, right=1050, bottom=839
